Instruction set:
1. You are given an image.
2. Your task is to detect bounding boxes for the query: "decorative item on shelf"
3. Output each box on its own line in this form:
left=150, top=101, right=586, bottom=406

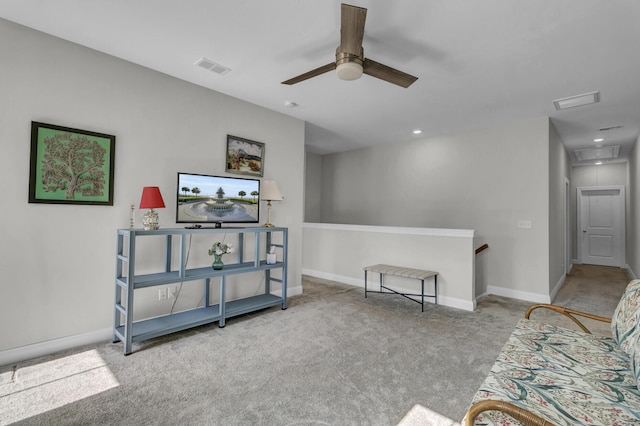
left=260, top=180, right=283, bottom=228
left=208, top=241, right=234, bottom=270
left=139, top=186, right=165, bottom=230
left=129, top=204, right=135, bottom=229
left=266, top=245, right=277, bottom=264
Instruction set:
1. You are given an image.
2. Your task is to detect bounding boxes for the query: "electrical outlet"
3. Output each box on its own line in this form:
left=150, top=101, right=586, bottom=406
left=158, top=288, right=168, bottom=300
left=168, top=286, right=177, bottom=299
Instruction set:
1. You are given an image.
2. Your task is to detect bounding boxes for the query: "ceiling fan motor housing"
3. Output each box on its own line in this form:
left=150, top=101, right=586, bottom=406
left=335, top=49, right=364, bottom=80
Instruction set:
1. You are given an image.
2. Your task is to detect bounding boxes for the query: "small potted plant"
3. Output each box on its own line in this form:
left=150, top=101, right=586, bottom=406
left=208, top=241, right=234, bottom=270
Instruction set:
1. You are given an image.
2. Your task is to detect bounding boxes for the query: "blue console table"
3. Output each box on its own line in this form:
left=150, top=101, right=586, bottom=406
left=113, top=227, right=287, bottom=355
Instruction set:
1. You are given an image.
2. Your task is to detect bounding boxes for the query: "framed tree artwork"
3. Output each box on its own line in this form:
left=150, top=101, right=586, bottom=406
left=28, top=122, right=116, bottom=205
left=225, top=135, right=265, bottom=177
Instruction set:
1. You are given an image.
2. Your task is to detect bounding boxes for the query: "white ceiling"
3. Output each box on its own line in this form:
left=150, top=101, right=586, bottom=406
left=2, top=0, right=639, bottom=163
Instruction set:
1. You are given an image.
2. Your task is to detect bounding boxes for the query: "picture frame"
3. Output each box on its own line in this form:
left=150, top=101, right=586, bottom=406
left=225, top=135, right=265, bottom=177
left=28, top=121, right=116, bottom=205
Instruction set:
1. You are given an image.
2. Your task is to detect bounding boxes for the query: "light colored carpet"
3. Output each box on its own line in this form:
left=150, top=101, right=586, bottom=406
left=0, top=264, right=629, bottom=425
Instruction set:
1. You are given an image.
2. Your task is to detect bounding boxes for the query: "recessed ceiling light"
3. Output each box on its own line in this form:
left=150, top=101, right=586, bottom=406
left=412, top=129, right=422, bottom=135
left=593, top=138, right=604, bottom=142
left=595, top=161, right=603, bottom=165
left=284, top=101, right=298, bottom=108
left=552, top=91, right=600, bottom=110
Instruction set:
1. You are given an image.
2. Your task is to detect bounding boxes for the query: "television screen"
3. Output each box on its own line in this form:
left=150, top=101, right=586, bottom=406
left=176, top=172, right=260, bottom=224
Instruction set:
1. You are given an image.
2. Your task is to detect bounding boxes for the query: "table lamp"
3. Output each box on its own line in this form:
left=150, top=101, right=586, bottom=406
left=139, top=186, right=165, bottom=230
left=260, top=180, right=283, bottom=228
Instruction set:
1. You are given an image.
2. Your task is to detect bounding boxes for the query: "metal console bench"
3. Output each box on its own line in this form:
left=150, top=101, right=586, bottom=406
left=363, top=264, right=438, bottom=312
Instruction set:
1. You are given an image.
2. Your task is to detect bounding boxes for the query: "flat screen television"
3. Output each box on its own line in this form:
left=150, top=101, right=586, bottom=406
left=176, top=172, right=260, bottom=225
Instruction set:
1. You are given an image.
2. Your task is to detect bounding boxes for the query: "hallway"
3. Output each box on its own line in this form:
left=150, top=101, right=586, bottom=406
left=531, top=264, right=632, bottom=335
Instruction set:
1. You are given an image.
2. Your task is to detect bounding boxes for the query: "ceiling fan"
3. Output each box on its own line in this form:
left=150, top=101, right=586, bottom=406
left=281, top=3, right=418, bottom=88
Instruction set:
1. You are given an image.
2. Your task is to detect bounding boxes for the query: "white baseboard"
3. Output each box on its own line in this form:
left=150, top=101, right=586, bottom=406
left=271, top=284, right=303, bottom=298
left=485, top=285, right=551, bottom=304
left=302, top=268, right=475, bottom=311
left=302, top=268, right=363, bottom=287
left=0, top=327, right=112, bottom=367
left=628, top=264, right=638, bottom=280
left=549, top=273, right=566, bottom=303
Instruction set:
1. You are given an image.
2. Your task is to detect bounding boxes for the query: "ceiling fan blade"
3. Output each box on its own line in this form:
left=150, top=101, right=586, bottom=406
left=363, top=58, right=418, bottom=88
left=281, top=63, right=337, bottom=85
left=340, top=4, right=367, bottom=55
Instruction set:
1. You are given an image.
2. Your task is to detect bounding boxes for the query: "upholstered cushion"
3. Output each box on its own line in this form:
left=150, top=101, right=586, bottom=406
left=470, top=318, right=640, bottom=425
left=612, top=280, right=640, bottom=352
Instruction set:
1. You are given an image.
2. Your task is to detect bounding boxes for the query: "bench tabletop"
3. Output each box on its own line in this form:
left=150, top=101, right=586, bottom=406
left=364, top=264, right=438, bottom=280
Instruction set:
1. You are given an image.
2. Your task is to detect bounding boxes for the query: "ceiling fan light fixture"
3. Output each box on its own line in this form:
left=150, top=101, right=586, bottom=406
left=336, top=61, right=363, bottom=81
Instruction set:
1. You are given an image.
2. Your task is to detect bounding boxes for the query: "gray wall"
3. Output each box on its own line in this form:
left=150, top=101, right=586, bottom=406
left=304, top=151, right=322, bottom=223
left=629, top=135, right=640, bottom=278
left=310, top=117, right=560, bottom=298
left=548, top=123, right=571, bottom=292
left=0, top=19, right=305, bottom=352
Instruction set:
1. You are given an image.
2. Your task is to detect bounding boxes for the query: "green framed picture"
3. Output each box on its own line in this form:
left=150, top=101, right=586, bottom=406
left=28, top=122, right=116, bottom=205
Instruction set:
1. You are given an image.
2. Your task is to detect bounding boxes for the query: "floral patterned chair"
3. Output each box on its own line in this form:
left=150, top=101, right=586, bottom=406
left=464, top=279, right=640, bottom=426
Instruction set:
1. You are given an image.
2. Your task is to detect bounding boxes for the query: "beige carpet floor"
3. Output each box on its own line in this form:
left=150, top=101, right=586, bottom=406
left=0, top=264, right=630, bottom=425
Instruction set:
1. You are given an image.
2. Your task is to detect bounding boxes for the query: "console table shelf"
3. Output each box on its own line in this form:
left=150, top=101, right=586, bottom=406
left=113, top=227, right=288, bottom=355
left=114, top=304, right=222, bottom=345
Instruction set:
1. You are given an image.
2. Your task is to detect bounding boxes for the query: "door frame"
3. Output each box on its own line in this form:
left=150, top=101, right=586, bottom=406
left=565, top=178, right=571, bottom=274
left=576, top=185, right=625, bottom=267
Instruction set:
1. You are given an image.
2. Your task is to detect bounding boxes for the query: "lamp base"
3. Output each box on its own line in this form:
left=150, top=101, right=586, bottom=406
left=142, top=208, right=160, bottom=230
left=262, top=201, right=275, bottom=228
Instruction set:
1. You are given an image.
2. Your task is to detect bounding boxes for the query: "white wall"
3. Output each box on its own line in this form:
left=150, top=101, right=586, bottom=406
left=303, top=223, right=476, bottom=311
left=314, top=117, right=552, bottom=300
left=0, top=19, right=305, bottom=355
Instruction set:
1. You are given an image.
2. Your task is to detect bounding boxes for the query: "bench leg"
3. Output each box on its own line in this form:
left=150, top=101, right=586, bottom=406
left=421, top=279, right=425, bottom=312
left=434, top=275, right=438, bottom=305
left=364, top=270, right=368, bottom=298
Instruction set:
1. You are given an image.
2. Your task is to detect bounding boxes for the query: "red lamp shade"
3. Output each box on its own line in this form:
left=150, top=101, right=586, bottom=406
left=139, top=186, right=165, bottom=209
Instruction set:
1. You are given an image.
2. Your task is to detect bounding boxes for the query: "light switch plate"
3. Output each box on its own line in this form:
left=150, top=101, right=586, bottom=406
left=518, top=220, right=532, bottom=229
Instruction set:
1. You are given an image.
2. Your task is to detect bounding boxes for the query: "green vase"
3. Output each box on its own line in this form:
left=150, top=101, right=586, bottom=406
left=212, top=254, right=224, bottom=270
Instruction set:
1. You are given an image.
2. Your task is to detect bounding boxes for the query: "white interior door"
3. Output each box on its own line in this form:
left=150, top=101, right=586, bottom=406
left=578, top=186, right=625, bottom=267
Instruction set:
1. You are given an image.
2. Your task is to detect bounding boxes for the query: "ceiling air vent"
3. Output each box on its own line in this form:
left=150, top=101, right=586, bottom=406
left=195, top=58, right=231, bottom=75
left=599, top=125, right=624, bottom=132
left=553, top=91, right=600, bottom=110
left=574, top=145, right=620, bottom=162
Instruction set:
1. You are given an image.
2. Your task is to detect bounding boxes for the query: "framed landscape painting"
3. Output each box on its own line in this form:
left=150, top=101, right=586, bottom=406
left=28, top=121, right=116, bottom=205
left=225, top=135, right=265, bottom=177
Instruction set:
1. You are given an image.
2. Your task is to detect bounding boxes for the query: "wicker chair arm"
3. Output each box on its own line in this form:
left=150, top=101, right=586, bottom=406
left=524, top=304, right=611, bottom=334
left=465, top=400, right=556, bottom=426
